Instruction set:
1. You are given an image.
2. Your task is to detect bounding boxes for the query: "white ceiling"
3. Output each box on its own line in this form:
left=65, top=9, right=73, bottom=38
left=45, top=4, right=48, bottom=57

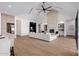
left=0, top=2, right=78, bottom=18
left=0, top=2, right=40, bottom=16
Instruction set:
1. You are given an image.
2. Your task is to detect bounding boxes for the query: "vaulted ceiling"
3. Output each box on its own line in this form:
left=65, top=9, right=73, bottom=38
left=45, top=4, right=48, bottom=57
left=0, top=2, right=39, bottom=15
left=0, top=2, right=78, bottom=20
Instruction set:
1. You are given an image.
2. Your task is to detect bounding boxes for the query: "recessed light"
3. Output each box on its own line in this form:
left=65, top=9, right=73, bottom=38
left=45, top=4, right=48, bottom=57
left=59, top=21, right=64, bottom=23
left=8, top=5, right=12, bottom=8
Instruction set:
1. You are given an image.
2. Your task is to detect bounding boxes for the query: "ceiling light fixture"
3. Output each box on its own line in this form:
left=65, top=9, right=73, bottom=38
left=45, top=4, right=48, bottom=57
left=8, top=5, right=12, bottom=8
left=59, top=21, right=64, bottom=24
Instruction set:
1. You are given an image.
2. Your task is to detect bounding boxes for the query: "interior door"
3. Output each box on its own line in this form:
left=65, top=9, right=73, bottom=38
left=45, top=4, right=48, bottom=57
left=16, top=20, right=21, bottom=36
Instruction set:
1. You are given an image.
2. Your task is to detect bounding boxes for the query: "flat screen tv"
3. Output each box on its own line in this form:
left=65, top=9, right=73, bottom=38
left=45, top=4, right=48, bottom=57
left=49, top=29, right=54, bottom=33
left=30, top=22, right=36, bottom=33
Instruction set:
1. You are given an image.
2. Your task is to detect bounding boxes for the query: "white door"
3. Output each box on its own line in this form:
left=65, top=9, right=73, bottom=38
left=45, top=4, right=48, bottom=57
left=16, top=20, right=21, bottom=36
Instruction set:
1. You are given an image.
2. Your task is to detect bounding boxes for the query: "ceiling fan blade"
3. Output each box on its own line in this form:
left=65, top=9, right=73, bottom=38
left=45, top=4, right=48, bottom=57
left=43, top=2, right=45, bottom=4
left=43, top=2, right=45, bottom=5
left=36, top=9, right=43, bottom=10
left=45, top=6, right=52, bottom=10
left=41, top=5, right=44, bottom=10
left=28, top=8, right=33, bottom=14
left=41, top=5, right=46, bottom=13
left=44, top=10, right=46, bottom=13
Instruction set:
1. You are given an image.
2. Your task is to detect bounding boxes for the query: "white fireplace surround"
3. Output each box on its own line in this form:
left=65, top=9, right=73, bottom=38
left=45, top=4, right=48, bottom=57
left=28, top=32, right=58, bottom=41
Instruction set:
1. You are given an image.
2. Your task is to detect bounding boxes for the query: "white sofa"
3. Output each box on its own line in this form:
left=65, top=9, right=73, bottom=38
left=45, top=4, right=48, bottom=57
left=29, top=32, right=57, bottom=41
left=0, top=34, right=15, bottom=56
left=0, top=38, right=10, bottom=56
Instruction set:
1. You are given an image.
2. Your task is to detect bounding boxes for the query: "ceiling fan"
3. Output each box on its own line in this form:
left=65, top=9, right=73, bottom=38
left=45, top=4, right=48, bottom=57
left=28, top=8, right=33, bottom=14
left=37, top=2, right=52, bottom=13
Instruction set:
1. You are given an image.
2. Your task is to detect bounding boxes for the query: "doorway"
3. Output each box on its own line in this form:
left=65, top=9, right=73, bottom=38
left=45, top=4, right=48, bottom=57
left=16, top=20, right=21, bottom=36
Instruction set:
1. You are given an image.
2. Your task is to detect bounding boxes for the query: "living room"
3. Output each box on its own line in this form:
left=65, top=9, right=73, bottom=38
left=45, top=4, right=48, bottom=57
left=0, top=2, right=78, bottom=56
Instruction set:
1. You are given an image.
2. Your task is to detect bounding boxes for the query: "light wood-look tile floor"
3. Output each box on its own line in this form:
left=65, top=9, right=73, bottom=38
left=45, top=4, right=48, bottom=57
left=14, top=36, right=77, bottom=56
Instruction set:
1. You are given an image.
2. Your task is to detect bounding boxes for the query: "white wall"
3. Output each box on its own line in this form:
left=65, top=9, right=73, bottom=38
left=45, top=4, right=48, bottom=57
left=66, top=19, right=75, bottom=36
left=15, top=16, right=29, bottom=36
left=16, top=20, right=21, bottom=35
left=21, top=18, right=29, bottom=36
left=58, top=12, right=76, bottom=37
left=58, top=16, right=75, bottom=37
